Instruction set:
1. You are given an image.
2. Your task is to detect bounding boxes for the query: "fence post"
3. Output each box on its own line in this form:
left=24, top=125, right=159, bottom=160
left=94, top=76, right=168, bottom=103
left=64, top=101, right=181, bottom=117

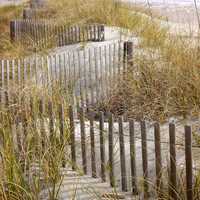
left=69, top=105, right=76, bottom=170
left=169, top=123, right=177, bottom=200
left=141, top=120, right=149, bottom=199
left=108, top=113, right=115, bottom=187
left=79, top=107, right=87, bottom=174
left=123, top=41, right=133, bottom=72
left=118, top=116, right=128, bottom=191
left=185, top=125, right=193, bottom=200
left=129, top=119, right=138, bottom=194
left=89, top=110, right=97, bottom=178
left=10, top=21, right=16, bottom=42
left=99, top=111, right=106, bottom=182
left=154, top=122, right=163, bottom=197
left=98, top=25, right=105, bottom=41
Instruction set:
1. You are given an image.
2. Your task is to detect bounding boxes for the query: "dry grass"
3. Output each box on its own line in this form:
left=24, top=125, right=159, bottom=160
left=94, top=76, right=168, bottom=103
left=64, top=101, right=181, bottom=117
left=1, top=0, right=200, bottom=199
left=0, top=5, right=26, bottom=59
left=107, top=37, right=200, bottom=121
left=42, top=0, right=200, bottom=122
left=0, top=83, right=71, bottom=200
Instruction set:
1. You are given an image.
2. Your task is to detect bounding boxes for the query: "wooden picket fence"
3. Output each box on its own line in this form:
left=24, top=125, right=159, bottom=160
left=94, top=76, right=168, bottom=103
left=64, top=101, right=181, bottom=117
left=1, top=33, right=198, bottom=198
left=2, top=93, right=197, bottom=200
left=10, top=19, right=105, bottom=48
left=0, top=41, right=133, bottom=107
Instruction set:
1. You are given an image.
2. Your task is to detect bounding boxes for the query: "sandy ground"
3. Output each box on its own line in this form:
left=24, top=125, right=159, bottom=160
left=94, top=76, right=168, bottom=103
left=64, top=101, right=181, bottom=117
left=121, top=0, right=200, bottom=37
left=0, top=0, right=27, bottom=6
left=123, top=0, right=200, bottom=23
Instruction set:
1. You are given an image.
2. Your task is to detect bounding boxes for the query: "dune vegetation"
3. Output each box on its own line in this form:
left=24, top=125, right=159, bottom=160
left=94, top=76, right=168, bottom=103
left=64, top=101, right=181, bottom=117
left=1, top=0, right=200, bottom=199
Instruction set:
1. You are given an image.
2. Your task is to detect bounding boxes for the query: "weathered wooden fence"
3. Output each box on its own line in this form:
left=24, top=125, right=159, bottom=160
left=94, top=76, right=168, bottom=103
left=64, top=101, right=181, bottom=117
left=0, top=41, right=133, bottom=108
left=10, top=20, right=105, bottom=48
left=2, top=95, right=198, bottom=200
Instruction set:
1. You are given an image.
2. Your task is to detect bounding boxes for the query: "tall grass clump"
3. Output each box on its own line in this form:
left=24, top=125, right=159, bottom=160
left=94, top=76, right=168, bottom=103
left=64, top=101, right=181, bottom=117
left=43, top=0, right=200, bottom=122
left=0, top=82, right=71, bottom=200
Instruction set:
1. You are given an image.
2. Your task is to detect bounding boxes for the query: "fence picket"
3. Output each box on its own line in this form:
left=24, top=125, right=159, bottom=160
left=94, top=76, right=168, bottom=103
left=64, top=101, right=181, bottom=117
left=79, top=107, right=87, bottom=174
left=6, top=60, right=10, bottom=88
left=108, top=113, right=115, bottom=187
left=88, top=48, right=94, bottom=105
left=99, top=46, right=104, bottom=99
left=94, top=47, right=99, bottom=103
left=185, top=125, right=193, bottom=200
left=89, top=111, right=97, bottom=178
left=99, top=111, right=106, bottom=182
left=169, top=123, right=177, bottom=200
left=59, top=103, right=66, bottom=167
left=78, top=51, right=83, bottom=106
left=83, top=49, right=89, bottom=107
left=69, top=105, right=76, bottom=170
left=12, top=59, right=15, bottom=83
left=1, top=60, right=5, bottom=104
left=129, top=119, right=138, bottom=194
left=39, top=99, right=46, bottom=153
left=154, top=122, right=163, bottom=197
left=118, top=116, right=128, bottom=191
left=141, top=120, right=149, bottom=199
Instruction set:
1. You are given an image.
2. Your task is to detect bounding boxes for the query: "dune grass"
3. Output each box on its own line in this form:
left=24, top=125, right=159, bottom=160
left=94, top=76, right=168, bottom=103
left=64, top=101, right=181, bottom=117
left=0, top=83, right=72, bottom=200
left=0, top=5, right=26, bottom=59
left=1, top=0, right=200, bottom=199
left=43, top=0, right=200, bottom=121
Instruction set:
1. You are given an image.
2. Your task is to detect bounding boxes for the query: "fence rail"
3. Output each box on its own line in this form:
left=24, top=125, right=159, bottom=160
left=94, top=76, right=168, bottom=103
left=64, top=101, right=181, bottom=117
left=10, top=20, right=105, bottom=48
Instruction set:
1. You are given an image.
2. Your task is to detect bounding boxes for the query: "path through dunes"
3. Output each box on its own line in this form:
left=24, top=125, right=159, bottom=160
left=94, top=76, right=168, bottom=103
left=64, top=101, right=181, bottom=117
left=40, top=169, right=134, bottom=200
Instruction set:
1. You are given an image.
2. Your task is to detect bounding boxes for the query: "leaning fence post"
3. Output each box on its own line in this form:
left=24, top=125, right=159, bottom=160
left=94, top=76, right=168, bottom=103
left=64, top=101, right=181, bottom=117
left=79, top=107, right=87, bottom=174
left=99, top=111, right=106, bottom=182
left=89, top=110, right=97, bottom=178
left=141, top=120, right=149, bottom=199
left=108, top=113, right=115, bottom=187
left=129, top=119, right=138, bottom=194
left=169, top=123, right=177, bottom=200
left=185, top=125, right=193, bottom=200
left=154, top=122, right=163, bottom=197
left=118, top=116, right=128, bottom=192
left=69, top=105, right=76, bottom=170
